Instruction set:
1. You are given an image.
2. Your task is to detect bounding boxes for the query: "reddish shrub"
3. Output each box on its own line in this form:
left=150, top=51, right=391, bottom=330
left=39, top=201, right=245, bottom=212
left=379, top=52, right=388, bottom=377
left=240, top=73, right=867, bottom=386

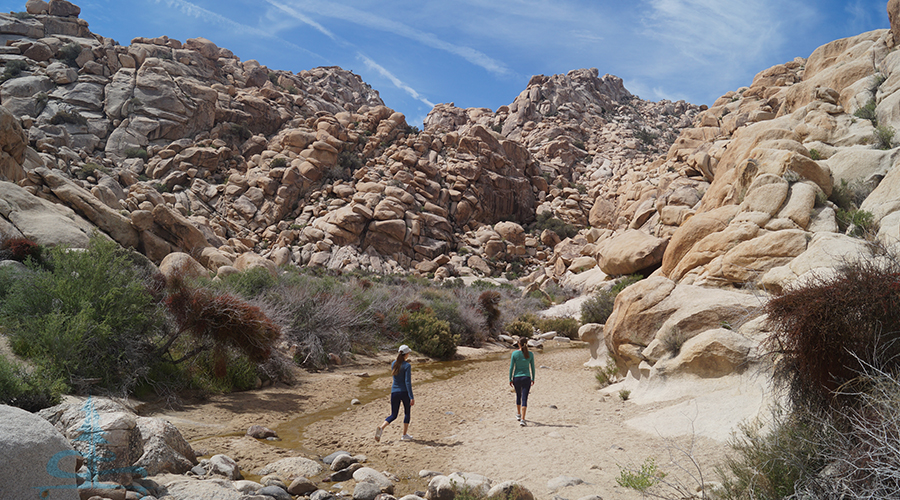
left=766, top=258, right=900, bottom=411
left=478, top=290, right=501, bottom=334
left=1, top=238, right=41, bottom=262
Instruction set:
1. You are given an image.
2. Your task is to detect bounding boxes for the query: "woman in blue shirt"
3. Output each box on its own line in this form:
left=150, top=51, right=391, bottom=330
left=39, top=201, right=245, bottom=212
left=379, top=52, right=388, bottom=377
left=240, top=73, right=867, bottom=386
left=376, top=344, right=415, bottom=441
left=509, top=337, right=535, bottom=426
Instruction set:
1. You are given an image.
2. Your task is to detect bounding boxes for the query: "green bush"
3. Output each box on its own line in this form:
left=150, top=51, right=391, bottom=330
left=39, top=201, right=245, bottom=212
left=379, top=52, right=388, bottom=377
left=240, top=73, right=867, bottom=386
left=1, top=59, right=28, bottom=82
left=218, top=267, right=277, bottom=298
left=874, top=124, right=896, bottom=150
left=0, top=236, right=161, bottom=394
left=594, top=357, right=619, bottom=387
left=59, top=43, right=82, bottom=66
left=580, top=292, right=615, bottom=324
left=854, top=98, right=877, bottom=124
left=270, top=157, right=288, bottom=169
left=0, top=354, right=65, bottom=412
left=836, top=208, right=877, bottom=238
left=617, top=457, right=662, bottom=491
left=49, top=110, right=87, bottom=126
left=505, top=320, right=534, bottom=338
left=808, top=148, right=822, bottom=161
left=538, top=316, right=580, bottom=339
left=124, top=148, right=149, bottom=160
left=400, top=311, right=458, bottom=360
left=532, top=212, right=577, bottom=240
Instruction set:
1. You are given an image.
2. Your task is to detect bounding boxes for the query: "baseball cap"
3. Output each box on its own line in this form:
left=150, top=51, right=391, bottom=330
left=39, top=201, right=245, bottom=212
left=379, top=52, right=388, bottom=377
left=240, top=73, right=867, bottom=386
left=398, top=345, right=411, bottom=354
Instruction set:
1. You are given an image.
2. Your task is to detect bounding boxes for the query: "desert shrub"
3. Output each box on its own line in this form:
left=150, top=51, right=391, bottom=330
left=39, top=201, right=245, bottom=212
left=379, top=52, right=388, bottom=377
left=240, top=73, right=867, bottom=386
left=580, top=291, right=615, bottom=324
left=532, top=211, right=577, bottom=240
left=49, top=110, right=87, bottom=126
left=400, top=310, right=458, bottom=360
left=270, top=157, right=288, bottom=169
left=0, top=354, right=65, bottom=412
left=765, top=256, right=900, bottom=413
left=854, top=98, right=877, bottom=124
left=162, top=277, right=280, bottom=376
left=830, top=178, right=876, bottom=211
left=718, top=408, right=826, bottom=500
left=422, top=289, right=485, bottom=347
left=836, top=208, right=877, bottom=238
left=538, top=316, right=580, bottom=339
left=505, top=320, right=534, bottom=338
left=478, top=290, right=501, bottom=335
left=0, top=236, right=161, bottom=394
left=617, top=456, right=663, bottom=491
left=11, top=11, right=33, bottom=19
left=1, top=59, right=28, bottom=82
left=874, top=124, right=896, bottom=150
left=594, top=357, right=619, bottom=387
left=124, top=148, right=149, bottom=160
left=808, top=148, right=821, bottom=160
left=228, top=123, right=251, bottom=141
left=59, top=43, right=82, bottom=66
left=218, top=267, right=277, bottom=299
left=0, top=237, right=42, bottom=263
left=634, top=127, right=658, bottom=146
left=339, top=150, right=364, bottom=172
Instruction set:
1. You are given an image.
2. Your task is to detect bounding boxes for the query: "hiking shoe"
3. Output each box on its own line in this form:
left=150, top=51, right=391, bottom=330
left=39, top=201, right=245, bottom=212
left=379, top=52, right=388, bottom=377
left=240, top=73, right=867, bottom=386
left=375, top=427, right=383, bottom=442
left=519, top=420, right=526, bottom=427
left=401, top=434, right=414, bottom=441
left=516, top=414, right=522, bottom=421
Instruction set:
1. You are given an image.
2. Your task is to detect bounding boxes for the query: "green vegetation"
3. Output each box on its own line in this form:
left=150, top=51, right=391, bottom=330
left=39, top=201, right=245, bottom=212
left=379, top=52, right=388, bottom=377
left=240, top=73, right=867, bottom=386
left=400, top=309, right=458, bottom=360
left=634, top=127, right=659, bottom=146
left=580, top=274, right=642, bottom=324
left=874, top=124, right=896, bottom=150
left=11, top=11, right=34, bottom=19
left=270, top=157, right=288, bottom=169
left=124, top=148, right=149, bottom=160
left=808, top=148, right=822, bottom=161
left=59, top=42, right=82, bottom=67
left=531, top=211, right=577, bottom=240
left=617, top=457, right=663, bottom=491
left=716, top=255, right=900, bottom=499
left=1, top=59, right=28, bottom=83
left=50, top=110, right=88, bottom=126
left=618, top=389, right=631, bottom=401
left=594, top=357, right=619, bottom=387
left=836, top=208, right=877, bottom=238
left=854, top=98, right=877, bottom=124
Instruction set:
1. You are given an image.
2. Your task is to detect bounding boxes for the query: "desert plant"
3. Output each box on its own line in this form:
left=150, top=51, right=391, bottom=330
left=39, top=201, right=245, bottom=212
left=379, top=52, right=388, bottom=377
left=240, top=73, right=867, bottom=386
left=59, top=42, right=82, bottom=66
left=0, top=354, right=65, bottom=412
left=836, top=208, right=877, bottom=238
left=0, top=237, right=42, bottom=263
left=594, top=357, right=619, bottom=387
left=619, top=389, right=631, bottom=401
left=50, top=110, right=87, bottom=126
left=532, top=211, right=577, bottom=240
left=854, top=98, right=878, bottom=124
left=0, top=235, right=162, bottom=394
left=400, top=310, right=458, bottom=360
left=505, top=320, right=534, bottom=338
left=874, top=124, right=896, bottom=150
left=808, top=148, right=822, bottom=160
left=1, top=59, right=28, bottom=82
left=660, top=326, right=692, bottom=357
left=634, top=127, right=659, bottom=146
left=580, top=291, right=615, bottom=325
left=538, top=316, right=580, bottom=339
left=124, top=148, right=149, bottom=160
left=617, top=457, right=663, bottom=491
left=478, top=290, right=501, bottom=335
left=270, top=157, right=288, bottom=169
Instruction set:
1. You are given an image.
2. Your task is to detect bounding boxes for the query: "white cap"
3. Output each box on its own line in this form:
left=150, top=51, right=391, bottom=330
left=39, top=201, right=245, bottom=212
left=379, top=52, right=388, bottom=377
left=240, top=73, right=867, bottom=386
left=398, top=344, right=411, bottom=354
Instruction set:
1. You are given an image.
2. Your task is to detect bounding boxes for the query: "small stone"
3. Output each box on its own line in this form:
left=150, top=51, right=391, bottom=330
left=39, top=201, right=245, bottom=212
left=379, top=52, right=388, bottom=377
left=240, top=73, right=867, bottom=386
left=259, top=484, right=293, bottom=500
left=247, top=425, right=278, bottom=439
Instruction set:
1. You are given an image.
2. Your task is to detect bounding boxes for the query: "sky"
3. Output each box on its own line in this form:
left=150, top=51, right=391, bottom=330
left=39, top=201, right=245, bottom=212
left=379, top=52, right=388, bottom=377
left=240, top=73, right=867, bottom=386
left=53, top=0, right=893, bottom=125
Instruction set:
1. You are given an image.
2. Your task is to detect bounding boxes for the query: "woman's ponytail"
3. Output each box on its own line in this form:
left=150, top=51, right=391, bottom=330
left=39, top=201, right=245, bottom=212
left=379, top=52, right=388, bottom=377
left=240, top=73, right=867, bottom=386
left=518, top=337, right=530, bottom=359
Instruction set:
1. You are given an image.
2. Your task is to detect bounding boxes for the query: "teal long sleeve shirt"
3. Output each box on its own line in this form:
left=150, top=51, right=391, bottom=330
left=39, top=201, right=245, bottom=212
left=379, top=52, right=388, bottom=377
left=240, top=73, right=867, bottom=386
left=509, top=350, right=535, bottom=382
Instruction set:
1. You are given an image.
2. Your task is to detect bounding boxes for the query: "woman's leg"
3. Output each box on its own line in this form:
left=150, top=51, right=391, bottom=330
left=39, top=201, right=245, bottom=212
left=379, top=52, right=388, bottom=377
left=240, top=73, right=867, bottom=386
left=513, top=377, right=530, bottom=422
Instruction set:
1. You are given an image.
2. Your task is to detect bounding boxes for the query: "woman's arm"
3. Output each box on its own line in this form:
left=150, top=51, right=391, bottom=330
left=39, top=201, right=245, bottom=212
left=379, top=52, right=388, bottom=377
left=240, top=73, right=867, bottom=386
left=404, top=363, right=414, bottom=399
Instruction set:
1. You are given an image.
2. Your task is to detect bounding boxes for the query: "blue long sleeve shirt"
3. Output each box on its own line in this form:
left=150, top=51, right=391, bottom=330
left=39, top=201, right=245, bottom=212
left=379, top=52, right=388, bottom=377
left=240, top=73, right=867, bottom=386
left=391, top=360, right=413, bottom=398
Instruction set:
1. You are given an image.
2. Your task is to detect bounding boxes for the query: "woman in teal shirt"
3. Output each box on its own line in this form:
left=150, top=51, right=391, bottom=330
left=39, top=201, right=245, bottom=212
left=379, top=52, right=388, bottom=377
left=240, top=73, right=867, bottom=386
left=509, top=338, right=535, bottom=426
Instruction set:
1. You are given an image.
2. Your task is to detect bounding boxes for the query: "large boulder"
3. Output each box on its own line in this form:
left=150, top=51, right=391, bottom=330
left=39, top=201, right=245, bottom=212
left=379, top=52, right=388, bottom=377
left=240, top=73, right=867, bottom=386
left=596, top=229, right=667, bottom=275
left=132, top=417, right=197, bottom=476
left=255, top=456, right=323, bottom=480
left=159, top=252, right=207, bottom=280
left=0, top=405, right=80, bottom=500
left=0, top=105, right=27, bottom=183
left=0, top=180, right=94, bottom=248
left=655, top=328, right=755, bottom=378
left=604, top=277, right=763, bottom=376
left=892, top=0, right=900, bottom=45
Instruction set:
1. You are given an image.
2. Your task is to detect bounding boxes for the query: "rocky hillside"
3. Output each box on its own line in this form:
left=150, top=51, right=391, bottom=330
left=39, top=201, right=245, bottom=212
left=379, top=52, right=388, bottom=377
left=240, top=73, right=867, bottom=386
left=603, top=4, right=900, bottom=383
left=0, top=0, right=701, bottom=284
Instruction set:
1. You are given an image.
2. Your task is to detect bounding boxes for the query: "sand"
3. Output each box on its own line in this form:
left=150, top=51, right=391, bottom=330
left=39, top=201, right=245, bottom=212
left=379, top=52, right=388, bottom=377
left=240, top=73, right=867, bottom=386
left=146, top=342, right=769, bottom=499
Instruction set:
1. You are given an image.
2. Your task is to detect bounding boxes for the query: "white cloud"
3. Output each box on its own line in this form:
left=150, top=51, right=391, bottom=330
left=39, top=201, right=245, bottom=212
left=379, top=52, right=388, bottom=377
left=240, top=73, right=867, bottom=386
left=264, top=0, right=337, bottom=40
left=150, top=0, right=318, bottom=57
left=358, top=53, right=435, bottom=109
left=265, top=0, right=512, bottom=76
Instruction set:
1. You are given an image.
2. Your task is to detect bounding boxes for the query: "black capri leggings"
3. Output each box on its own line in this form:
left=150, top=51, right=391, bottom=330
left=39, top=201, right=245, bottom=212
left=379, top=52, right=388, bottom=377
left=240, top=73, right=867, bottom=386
left=513, top=376, right=531, bottom=407
left=385, top=391, right=411, bottom=424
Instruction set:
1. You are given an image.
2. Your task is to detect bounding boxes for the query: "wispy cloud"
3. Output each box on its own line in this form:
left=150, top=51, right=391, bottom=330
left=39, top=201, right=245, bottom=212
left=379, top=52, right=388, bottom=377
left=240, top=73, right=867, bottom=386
left=150, top=0, right=320, bottom=58
left=264, top=0, right=337, bottom=40
left=266, top=0, right=512, bottom=77
left=358, top=53, right=435, bottom=109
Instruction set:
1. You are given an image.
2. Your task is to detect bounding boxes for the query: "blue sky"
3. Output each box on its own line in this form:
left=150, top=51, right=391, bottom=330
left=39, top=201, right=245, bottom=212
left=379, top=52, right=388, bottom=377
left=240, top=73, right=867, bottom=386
left=66, top=0, right=891, bottom=125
